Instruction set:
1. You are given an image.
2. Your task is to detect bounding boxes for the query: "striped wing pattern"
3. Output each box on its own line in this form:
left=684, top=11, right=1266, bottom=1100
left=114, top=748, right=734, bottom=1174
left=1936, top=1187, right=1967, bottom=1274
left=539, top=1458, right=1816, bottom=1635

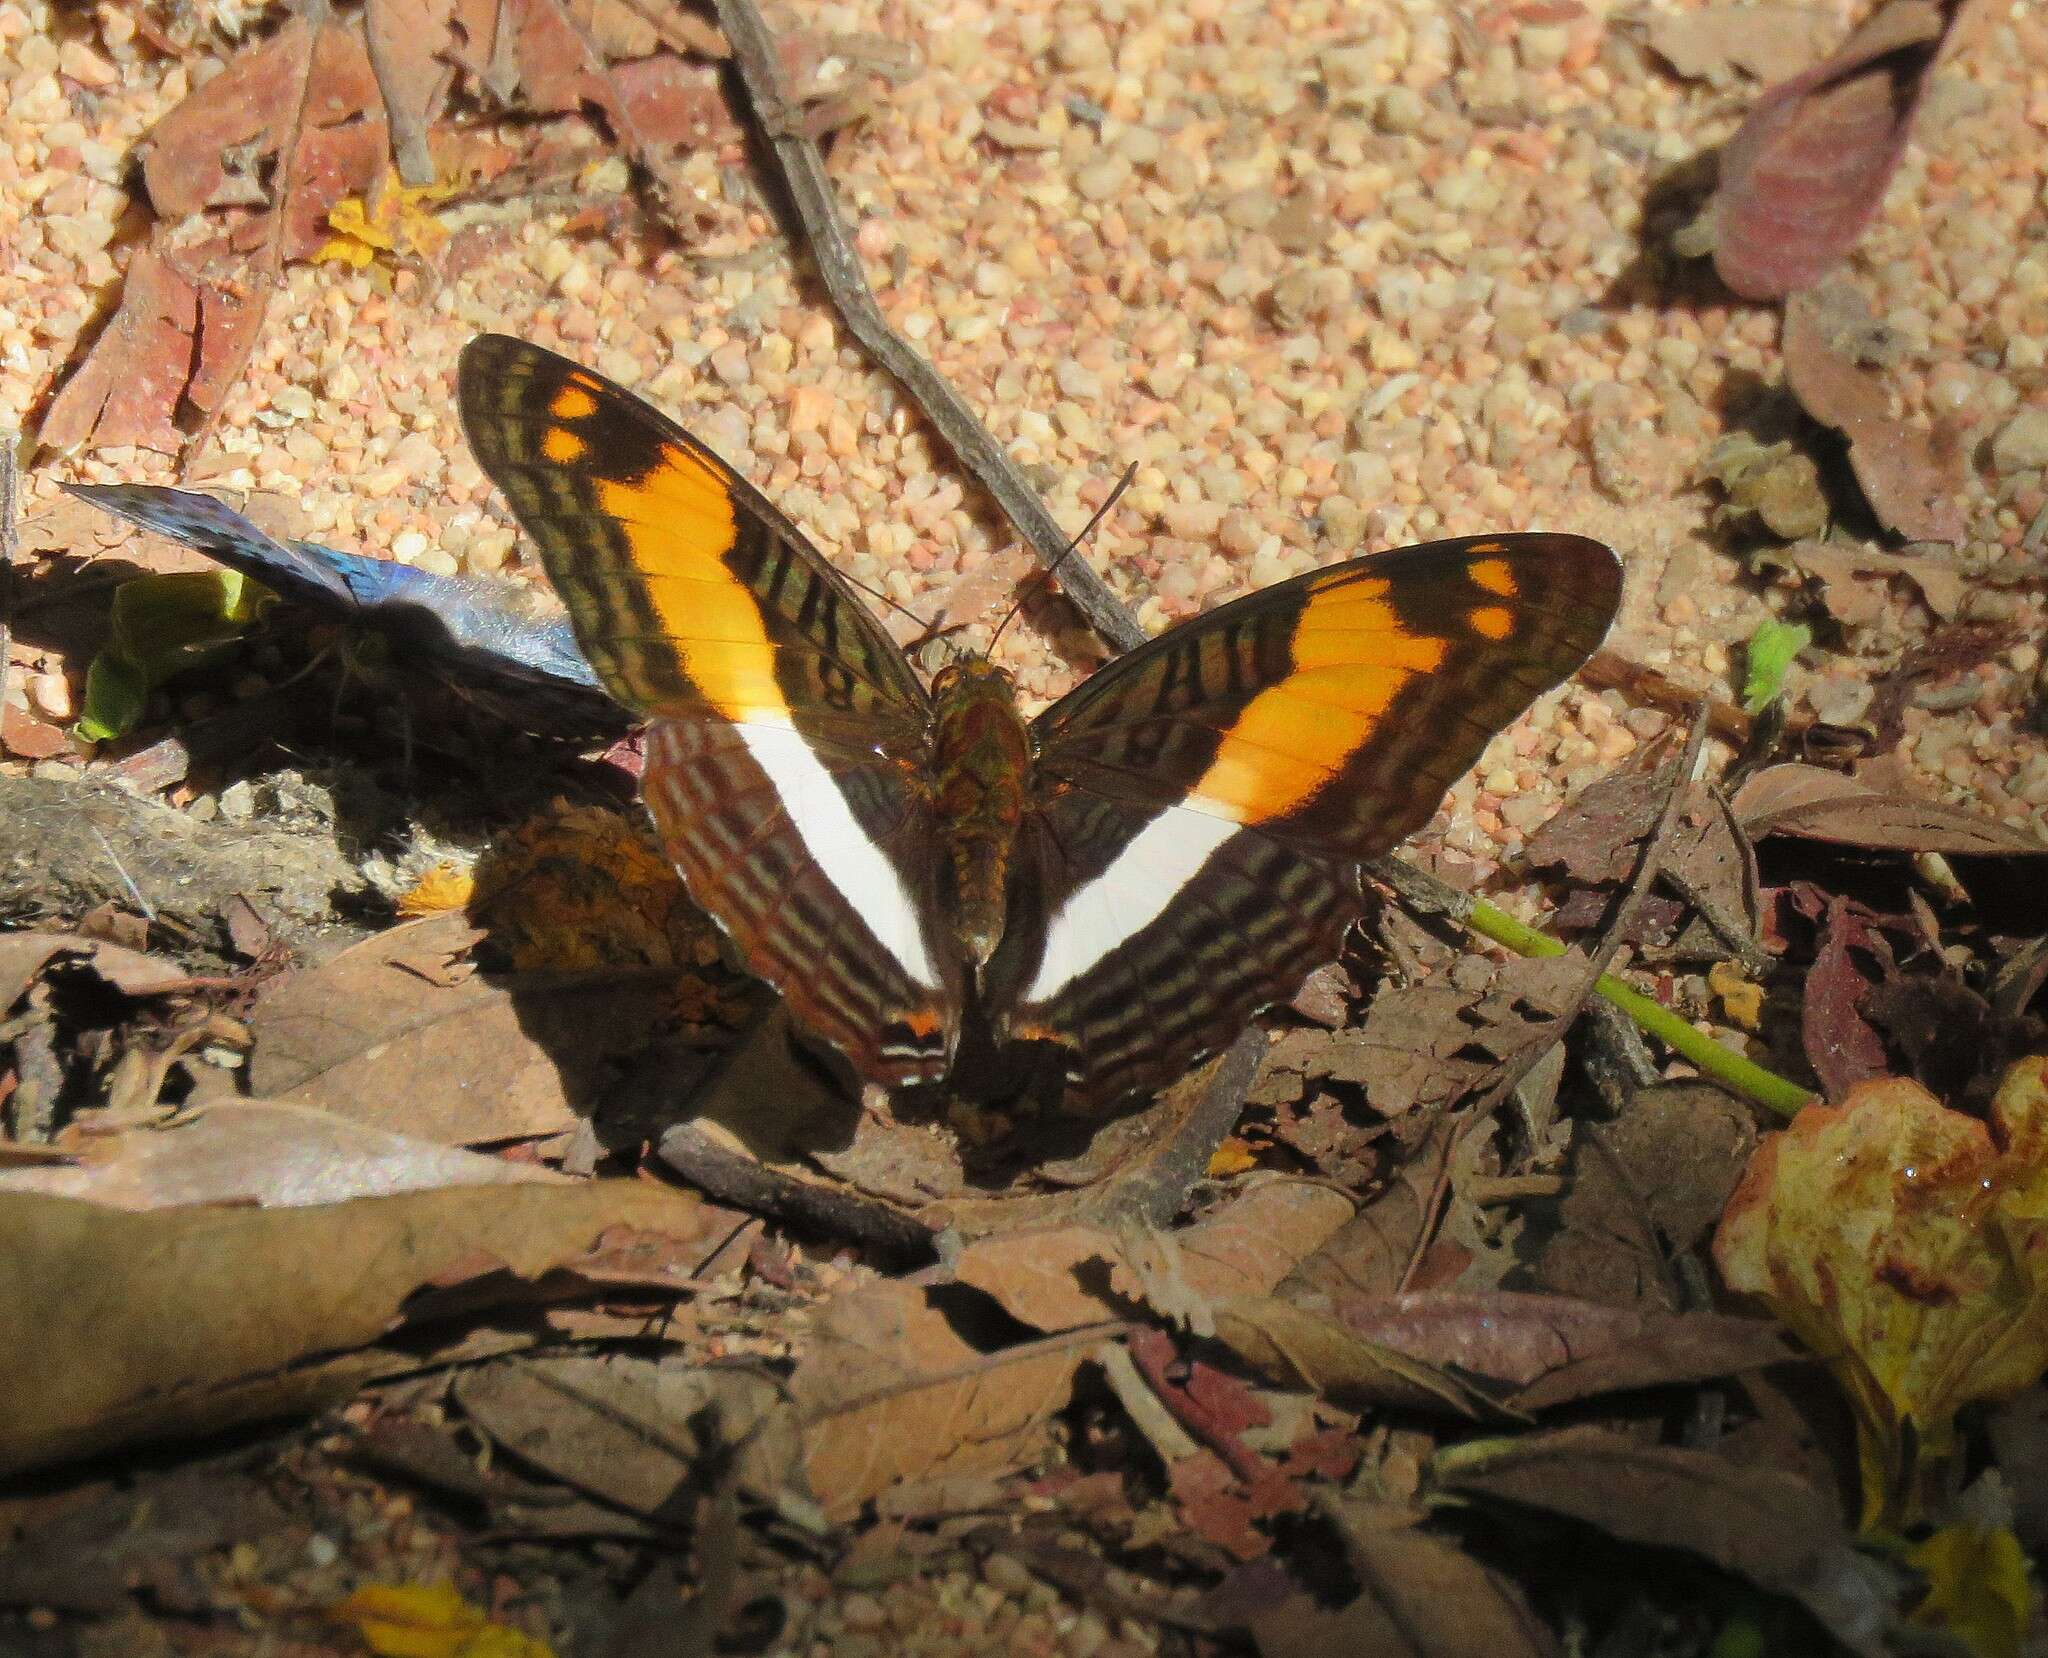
left=458, top=334, right=1625, bottom=1115
left=1010, top=536, right=1622, bottom=1108
left=458, top=336, right=957, bottom=1084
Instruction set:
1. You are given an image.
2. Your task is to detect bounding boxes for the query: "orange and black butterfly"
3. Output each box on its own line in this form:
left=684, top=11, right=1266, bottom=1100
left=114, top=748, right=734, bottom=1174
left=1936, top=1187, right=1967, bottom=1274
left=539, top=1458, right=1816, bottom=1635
left=458, top=335, right=1624, bottom=1111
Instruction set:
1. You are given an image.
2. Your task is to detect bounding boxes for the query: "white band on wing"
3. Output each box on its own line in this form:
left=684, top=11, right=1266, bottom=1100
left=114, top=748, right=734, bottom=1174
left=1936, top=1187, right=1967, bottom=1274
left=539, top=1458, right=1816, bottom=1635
left=1024, top=806, right=1239, bottom=1003
left=736, top=723, right=940, bottom=990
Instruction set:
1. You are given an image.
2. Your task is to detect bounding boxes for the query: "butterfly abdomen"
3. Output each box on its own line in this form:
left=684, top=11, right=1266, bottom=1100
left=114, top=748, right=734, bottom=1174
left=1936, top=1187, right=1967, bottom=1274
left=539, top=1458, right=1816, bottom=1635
left=927, top=659, right=1033, bottom=970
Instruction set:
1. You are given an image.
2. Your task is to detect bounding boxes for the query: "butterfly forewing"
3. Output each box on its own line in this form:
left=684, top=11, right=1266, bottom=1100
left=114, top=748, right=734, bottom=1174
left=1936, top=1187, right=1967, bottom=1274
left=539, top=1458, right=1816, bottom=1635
left=1010, top=535, right=1623, bottom=1107
left=458, top=335, right=958, bottom=1087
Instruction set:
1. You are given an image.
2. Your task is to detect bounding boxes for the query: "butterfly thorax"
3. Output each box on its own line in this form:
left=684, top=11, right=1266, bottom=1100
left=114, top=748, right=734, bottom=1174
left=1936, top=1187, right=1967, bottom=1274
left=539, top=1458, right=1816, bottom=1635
left=927, top=657, right=1033, bottom=970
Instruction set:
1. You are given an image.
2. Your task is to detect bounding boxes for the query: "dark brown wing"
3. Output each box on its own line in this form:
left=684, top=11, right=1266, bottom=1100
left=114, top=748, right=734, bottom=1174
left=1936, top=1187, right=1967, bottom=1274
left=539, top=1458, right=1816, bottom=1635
left=998, top=534, right=1623, bottom=1108
left=459, top=335, right=960, bottom=1087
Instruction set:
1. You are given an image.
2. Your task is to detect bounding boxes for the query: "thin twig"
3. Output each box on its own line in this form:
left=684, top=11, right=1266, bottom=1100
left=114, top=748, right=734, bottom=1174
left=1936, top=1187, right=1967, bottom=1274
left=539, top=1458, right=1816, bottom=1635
left=0, top=433, right=16, bottom=734
left=709, top=0, right=1147, bottom=655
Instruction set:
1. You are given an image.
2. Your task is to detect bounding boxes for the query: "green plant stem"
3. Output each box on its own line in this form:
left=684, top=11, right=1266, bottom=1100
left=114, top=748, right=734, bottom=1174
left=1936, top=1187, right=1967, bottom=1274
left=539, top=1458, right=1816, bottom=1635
left=1462, top=896, right=1814, bottom=1119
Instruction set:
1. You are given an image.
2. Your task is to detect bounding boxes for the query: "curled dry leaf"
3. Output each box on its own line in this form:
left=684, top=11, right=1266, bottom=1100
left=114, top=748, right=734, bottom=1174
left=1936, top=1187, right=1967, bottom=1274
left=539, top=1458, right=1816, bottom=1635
left=1733, top=763, right=2048, bottom=856
left=1714, top=1058, right=2048, bottom=1528
left=1711, top=0, right=1972, bottom=300
left=0, top=1180, right=718, bottom=1477
left=1210, top=1296, right=1495, bottom=1419
left=0, top=1100, right=564, bottom=1210
left=1431, top=1427, right=1888, bottom=1651
left=1774, top=539, right=1966, bottom=627
left=1249, top=1517, right=1559, bottom=1658
left=790, top=1279, right=1081, bottom=1519
left=1782, top=287, right=1969, bottom=544
left=1293, top=1291, right=1793, bottom=1412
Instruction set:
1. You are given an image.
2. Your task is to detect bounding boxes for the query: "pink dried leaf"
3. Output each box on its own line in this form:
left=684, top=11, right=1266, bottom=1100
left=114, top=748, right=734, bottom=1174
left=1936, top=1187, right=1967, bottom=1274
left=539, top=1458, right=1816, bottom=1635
left=39, top=245, right=199, bottom=454
left=1711, top=0, right=1971, bottom=300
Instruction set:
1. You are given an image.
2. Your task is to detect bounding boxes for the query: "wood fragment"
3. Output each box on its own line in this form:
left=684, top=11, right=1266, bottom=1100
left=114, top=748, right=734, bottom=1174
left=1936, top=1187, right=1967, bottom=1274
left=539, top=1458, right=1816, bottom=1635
left=655, top=1121, right=938, bottom=1263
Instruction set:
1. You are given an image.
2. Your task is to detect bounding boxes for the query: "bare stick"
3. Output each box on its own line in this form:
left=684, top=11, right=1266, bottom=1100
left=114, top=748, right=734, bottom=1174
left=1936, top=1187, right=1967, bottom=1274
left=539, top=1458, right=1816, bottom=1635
left=657, top=1120, right=939, bottom=1263
left=709, top=0, right=1147, bottom=655
left=0, top=433, right=16, bottom=734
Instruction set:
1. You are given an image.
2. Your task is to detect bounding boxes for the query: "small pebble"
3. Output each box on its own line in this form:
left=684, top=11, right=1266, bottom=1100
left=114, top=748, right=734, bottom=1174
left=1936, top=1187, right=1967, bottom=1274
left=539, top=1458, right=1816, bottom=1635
left=1990, top=408, right=2048, bottom=475
left=983, top=1553, right=1034, bottom=1595
left=219, top=780, right=258, bottom=821
left=28, top=672, right=72, bottom=721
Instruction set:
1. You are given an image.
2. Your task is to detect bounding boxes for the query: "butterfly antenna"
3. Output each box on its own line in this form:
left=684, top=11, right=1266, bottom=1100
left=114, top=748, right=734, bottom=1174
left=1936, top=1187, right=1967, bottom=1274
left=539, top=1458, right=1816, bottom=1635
left=835, top=565, right=936, bottom=635
left=984, top=460, right=1138, bottom=658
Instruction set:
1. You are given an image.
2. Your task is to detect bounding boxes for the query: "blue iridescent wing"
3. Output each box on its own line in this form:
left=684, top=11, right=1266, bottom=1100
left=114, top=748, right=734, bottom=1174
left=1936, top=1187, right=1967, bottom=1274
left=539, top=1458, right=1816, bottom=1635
left=63, top=483, right=604, bottom=698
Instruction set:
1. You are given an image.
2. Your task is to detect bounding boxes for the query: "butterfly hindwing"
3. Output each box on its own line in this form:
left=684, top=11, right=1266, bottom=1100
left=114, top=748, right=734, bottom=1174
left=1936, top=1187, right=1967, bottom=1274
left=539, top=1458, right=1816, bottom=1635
left=1006, top=535, right=1623, bottom=1106
left=458, top=336, right=959, bottom=1087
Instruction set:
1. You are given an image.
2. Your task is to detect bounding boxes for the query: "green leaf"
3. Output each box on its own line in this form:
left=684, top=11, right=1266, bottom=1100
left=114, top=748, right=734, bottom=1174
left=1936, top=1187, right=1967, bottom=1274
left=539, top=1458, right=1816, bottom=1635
left=1740, top=618, right=1811, bottom=714
left=75, top=570, right=274, bottom=742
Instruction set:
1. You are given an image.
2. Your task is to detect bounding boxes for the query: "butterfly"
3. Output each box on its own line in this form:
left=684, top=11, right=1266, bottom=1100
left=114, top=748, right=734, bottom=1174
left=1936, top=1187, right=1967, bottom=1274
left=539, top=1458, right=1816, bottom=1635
left=458, top=334, right=1624, bottom=1112
left=61, top=482, right=621, bottom=741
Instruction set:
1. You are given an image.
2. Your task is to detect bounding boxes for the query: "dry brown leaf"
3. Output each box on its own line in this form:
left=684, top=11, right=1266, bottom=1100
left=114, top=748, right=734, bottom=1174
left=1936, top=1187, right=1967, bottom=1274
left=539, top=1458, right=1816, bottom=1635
left=0, top=931, right=193, bottom=1005
left=1350, top=955, right=1585, bottom=1114
left=143, top=14, right=389, bottom=257
left=39, top=246, right=198, bottom=454
left=952, top=1225, right=1124, bottom=1332
left=791, top=1279, right=1080, bottom=1519
left=499, top=0, right=733, bottom=168
left=1777, top=539, right=1966, bottom=626
left=1711, top=0, right=1971, bottom=299
left=452, top=1353, right=799, bottom=1515
left=244, top=911, right=677, bottom=1144
left=1250, top=1517, right=1559, bottom=1658
left=0, top=1100, right=565, bottom=1210
left=1782, top=288, right=1969, bottom=544
left=0, top=1179, right=718, bottom=1476
left=1161, top=1180, right=1357, bottom=1302
left=1210, top=1296, right=1493, bottom=1418
left=1643, top=4, right=1837, bottom=85
left=365, top=0, right=458, bottom=185
left=1733, top=765, right=2048, bottom=856
left=1530, top=1081, right=1757, bottom=1308
left=1432, top=1428, right=1884, bottom=1642
left=951, top=1182, right=1355, bottom=1336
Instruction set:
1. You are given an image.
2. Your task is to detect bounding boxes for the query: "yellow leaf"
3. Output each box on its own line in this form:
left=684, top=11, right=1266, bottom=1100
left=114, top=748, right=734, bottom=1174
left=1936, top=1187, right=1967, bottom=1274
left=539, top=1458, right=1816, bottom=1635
left=1206, top=1137, right=1258, bottom=1177
left=398, top=861, right=476, bottom=917
left=1707, top=959, right=1763, bottom=1030
left=329, top=1582, right=556, bottom=1658
left=314, top=168, right=455, bottom=269
left=1713, top=1057, right=2048, bottom=1529
left=1906, top=1524, right=2038, bottom=1658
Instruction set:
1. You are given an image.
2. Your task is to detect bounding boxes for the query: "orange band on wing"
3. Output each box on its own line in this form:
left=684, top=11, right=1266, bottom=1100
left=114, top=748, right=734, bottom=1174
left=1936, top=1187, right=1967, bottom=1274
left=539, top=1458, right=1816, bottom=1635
left=1187, top=582, right=1448, bottom=823
left=591, top=460, right=794, bottom=725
